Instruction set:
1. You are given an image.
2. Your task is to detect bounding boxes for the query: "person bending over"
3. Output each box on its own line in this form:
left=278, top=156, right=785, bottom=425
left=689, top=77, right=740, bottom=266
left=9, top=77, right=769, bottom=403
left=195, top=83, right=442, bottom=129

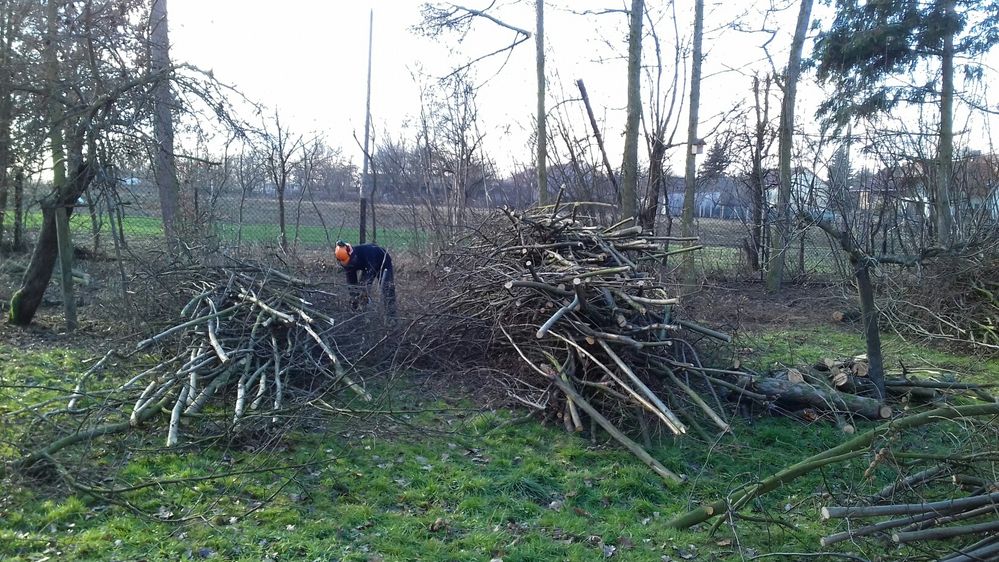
left=334, top=240, right=396, bottom=316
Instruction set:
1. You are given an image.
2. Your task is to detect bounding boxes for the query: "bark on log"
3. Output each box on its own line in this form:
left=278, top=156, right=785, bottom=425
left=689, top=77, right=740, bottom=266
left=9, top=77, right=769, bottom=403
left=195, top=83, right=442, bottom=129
left=937, top=537, right=999, bottom=562
left=748, top=376, right=892, bottom=419
left=891, top=518, right=999, bottom=544
left=870, top=465, right=950, bottom=503
left=821, top=492, right=999, bottom=520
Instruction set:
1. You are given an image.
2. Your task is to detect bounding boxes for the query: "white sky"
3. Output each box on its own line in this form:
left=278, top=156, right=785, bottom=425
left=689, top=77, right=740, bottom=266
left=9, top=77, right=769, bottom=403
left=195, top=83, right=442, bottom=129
left=169, top=1, right=998, bottom=175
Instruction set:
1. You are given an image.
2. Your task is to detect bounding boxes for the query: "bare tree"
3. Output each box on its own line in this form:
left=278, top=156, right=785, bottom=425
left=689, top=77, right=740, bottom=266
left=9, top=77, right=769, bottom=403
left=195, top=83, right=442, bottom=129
left=740, top=74, right=776, bottom=272
left=766, top=0, right=814, bottom=292
left=234, top=143, right=266, bottom=250
left=680, top=0, right=704, bottom=278
left=261, top=112, right=304, bottom=253
left=293, top=137, right=332, bottom=252
left=416, top=1, right=533, bottom=211
left=620, top=0, right=644, bottom=221
left=149, top=0, right=181, bottom=252
left=639, top=1, right=685, bottom=233
left=415, top=72, right=489, bottom=232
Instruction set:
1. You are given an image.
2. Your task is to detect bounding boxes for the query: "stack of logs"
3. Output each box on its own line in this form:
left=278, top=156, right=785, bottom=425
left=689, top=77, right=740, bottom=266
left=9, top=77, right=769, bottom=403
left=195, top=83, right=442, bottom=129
left=794, top=357, right=995, bottom=427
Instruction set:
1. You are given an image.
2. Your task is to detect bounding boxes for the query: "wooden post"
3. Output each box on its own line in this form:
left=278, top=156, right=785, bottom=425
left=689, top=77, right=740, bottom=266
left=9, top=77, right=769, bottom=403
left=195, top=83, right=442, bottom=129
left=359, top=9, right=373, bottom=244
left=54, top=205, right=77, bottom=331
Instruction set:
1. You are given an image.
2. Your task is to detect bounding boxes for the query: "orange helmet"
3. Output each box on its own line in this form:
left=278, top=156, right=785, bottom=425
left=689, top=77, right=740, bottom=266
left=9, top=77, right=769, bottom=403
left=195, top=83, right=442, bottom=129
left=334, top=241, right=352, bottom=265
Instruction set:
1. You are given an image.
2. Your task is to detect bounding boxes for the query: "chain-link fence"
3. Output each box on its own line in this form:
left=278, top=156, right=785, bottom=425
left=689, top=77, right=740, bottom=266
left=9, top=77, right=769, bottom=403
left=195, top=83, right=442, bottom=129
left=1, top=178, right=852, bottom=283
left=654, top=211, right=847, bottom=280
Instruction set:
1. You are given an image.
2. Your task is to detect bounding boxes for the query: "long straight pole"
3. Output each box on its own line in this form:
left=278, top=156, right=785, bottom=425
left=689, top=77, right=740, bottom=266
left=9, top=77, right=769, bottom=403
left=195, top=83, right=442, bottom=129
left=359, top=9, right=373, bottom=244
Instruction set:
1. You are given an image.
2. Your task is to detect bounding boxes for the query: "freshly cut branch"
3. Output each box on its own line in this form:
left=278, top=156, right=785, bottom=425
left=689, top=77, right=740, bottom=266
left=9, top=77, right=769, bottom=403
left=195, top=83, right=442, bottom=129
left=666, top=402, right=999, bottom=529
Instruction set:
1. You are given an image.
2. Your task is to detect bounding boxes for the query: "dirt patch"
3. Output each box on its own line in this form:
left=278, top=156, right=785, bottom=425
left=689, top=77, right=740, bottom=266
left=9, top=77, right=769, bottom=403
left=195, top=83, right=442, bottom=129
left=683, top=279, right=854, bottom=335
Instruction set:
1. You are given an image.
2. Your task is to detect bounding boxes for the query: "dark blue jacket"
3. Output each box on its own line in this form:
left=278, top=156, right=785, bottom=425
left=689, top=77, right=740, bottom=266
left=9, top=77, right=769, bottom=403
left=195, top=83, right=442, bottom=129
left=341, top=244, right=394, bottom=286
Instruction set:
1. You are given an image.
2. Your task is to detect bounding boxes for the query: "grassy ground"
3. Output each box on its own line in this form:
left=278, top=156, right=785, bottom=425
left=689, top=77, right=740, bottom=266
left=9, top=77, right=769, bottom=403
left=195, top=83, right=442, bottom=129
left=22, top=210, right=428, bottom=254
left=2, top=319, right=995, bottom=561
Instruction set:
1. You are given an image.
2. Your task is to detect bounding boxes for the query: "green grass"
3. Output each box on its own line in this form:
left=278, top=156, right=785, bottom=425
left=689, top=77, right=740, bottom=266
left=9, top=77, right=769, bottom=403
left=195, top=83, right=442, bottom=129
left=215, top=223, right=426, bottom=252
left=0, top=409, right=838, bottom=561
left=23, top=210, right=425, bottom=252
left=1, top=327, right=994, bottom=561
left=739, top=324, right=999, bottom=383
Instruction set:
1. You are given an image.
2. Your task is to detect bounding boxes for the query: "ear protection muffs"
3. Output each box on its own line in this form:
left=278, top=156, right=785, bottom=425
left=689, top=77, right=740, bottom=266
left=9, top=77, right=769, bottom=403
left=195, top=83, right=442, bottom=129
left=334, top=241, right=352, bottom=265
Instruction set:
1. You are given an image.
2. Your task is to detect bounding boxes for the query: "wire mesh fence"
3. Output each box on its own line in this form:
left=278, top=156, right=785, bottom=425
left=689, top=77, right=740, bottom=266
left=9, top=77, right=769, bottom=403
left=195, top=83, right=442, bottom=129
left=1, top=178, right=852, bottom=284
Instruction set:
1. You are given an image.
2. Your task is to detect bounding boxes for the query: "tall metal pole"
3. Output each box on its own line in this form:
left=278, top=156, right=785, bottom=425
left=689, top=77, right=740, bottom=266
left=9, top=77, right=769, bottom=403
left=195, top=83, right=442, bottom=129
left=359, top=9, right=373, bottom=244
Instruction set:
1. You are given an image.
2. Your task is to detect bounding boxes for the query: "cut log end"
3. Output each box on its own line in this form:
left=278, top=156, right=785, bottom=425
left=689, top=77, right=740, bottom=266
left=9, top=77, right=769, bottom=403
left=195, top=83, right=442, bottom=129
left=879, top=405, right=893, bottom=419
left=820, top=506, right=831, bottom=520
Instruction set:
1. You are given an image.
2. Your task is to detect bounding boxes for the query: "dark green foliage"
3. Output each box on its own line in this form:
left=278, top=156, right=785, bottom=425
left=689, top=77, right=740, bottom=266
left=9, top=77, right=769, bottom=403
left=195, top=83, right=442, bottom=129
left=812, top=0, right=996, bottom=126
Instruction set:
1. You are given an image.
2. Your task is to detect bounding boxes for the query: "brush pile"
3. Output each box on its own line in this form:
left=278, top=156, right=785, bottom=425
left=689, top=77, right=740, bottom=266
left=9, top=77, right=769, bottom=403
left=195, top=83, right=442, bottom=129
left=427, top=204, right=729, bottom=481
left=120, top=265, right=371, bottom=447
left=882, top=255, right=999, bottom=351
left=427, top=205, right=999, bottom=481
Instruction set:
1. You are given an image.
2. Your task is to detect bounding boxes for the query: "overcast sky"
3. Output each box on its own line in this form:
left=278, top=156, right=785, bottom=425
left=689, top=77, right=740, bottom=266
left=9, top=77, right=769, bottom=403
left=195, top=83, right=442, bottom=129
left=169, top=1, right=997, bottom=175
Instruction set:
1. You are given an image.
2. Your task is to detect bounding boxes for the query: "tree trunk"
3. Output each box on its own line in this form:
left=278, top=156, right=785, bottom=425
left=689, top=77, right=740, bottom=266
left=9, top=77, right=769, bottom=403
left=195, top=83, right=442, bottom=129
left=277, top=183, right=287, bottom=252
left=854, top=258, right=886, bottom=400
left=535, top=0, right=548, bottom=205
left=747, top=75, right=770, bottom=272
left=150, top=0, right=181, bottom=252
left=749, top=374, right=891, bottom=419
left=54, top=205, right=77, bottom=331
left=10, top=159, right=95, bottom=325
left=680, top=0, right=704, bottom=279
left=12, top=168, right=23, bottom=250
left=620, top=0, right=644, bottom=221
left=0, top=0, right=16, bottom=251
left=935, top=0, right=954, bottom=246
left=643, top=135, right=667, bottom=233
left=766, top=0, right=813, bottom=292
left=0, top=82, right=10, bottom=251
left=812, top=214, right=888, bottom=401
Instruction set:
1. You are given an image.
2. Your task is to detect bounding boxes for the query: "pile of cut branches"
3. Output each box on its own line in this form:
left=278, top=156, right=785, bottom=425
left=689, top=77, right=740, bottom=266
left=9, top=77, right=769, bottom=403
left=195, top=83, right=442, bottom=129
left=126, top=266, right=370, bottom=447
left=16, top=264, right=376, bottom=471
left=882, top=253, right=999, bottom=351
left=423, top=205, right=999, bottom=482
left=426, top=205, right=903, bottom=480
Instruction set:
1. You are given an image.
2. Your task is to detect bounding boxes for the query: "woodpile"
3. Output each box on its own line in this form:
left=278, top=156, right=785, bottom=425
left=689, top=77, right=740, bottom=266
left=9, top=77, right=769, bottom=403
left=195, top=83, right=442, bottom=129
left=75, top=265, right=372, bottom=450
left=426, top=204, right=942, bottom=480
